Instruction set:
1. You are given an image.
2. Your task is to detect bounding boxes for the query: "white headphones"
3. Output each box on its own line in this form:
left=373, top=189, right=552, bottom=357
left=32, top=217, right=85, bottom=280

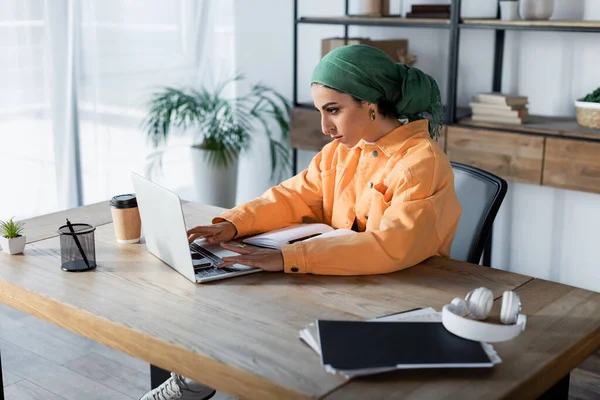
left=441, top=287, right=527, bottom=343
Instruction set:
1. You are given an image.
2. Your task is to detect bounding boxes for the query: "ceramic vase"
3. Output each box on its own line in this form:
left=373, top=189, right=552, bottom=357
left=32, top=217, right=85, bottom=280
left=519, top=0, right=555, bottom=20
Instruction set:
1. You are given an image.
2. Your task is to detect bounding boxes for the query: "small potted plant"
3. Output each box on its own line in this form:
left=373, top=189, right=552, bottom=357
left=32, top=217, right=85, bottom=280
left=575, top=87, right=600, bottom=130
left=499, top=0, right=520, bottom=21
left=0, top=217, right=26, bottom=255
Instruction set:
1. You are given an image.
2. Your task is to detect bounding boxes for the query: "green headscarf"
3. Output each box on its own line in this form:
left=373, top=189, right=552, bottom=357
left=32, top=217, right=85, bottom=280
left=311, top=44, right=443, bottom=140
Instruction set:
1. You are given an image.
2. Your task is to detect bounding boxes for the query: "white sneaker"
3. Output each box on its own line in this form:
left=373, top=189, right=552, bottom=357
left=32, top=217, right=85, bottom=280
left=139, top=373, right=215, bottom=400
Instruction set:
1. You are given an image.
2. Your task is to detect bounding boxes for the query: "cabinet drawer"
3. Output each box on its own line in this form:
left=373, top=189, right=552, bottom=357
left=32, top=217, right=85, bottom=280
left=290, top=107, right=330, bottom=151
left=543, top=138, right=600, bottom=194
left=446, top=126, right=544, bottom=184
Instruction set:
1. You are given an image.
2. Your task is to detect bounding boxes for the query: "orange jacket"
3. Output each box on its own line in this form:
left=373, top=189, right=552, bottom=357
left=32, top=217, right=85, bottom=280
left=214, top=120, right=462, bottom=275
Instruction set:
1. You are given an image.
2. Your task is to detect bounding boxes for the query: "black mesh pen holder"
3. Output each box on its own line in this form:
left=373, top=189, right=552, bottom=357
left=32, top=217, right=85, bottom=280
left=57, top=223, right=97, bottom=272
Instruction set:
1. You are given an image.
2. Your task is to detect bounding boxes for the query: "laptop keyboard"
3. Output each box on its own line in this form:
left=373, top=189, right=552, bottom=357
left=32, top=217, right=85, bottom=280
left=190, top=242, right=243, bottom=277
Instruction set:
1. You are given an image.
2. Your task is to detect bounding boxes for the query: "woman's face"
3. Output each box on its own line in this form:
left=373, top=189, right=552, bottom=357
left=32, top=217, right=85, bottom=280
left=311, top=84, right=372, bottom=148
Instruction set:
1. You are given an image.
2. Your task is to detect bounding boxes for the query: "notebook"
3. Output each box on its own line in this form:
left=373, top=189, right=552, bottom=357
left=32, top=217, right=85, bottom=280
left=242, top=223, right=356, bottom=250
left=300, top=307, right=442, bottom=356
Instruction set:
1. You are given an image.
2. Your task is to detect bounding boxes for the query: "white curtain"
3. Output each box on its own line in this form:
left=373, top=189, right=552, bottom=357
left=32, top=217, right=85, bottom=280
left=0, top=0, right=59, bottom=221
left=77, top=0, right=235, bottom=205
left=46, top=0, right=82, bottom=209
left=0, top=0, right=235, bottom=221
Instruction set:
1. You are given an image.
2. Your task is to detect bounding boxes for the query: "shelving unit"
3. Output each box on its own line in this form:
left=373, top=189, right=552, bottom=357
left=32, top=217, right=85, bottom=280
left=298, top=15, right=451, bottom=28
left=291, top=0, right=600, bottom=195
left=461, top=18, right=600, bottom=32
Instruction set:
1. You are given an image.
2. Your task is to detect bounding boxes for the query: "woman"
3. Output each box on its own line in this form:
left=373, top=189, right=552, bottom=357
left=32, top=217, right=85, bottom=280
left=139, top=44, right=462, bottom=400
left=188, top=44, right=461, bottom=275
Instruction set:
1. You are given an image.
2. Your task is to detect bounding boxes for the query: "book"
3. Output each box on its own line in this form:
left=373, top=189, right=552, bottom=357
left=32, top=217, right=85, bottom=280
left=299, top=308, right=501, bottom=378
left=469, top=101, right=527, bottom=112
left=473, top=93, right=529, bottom=106
left=472, top=114, right=524, bottom=125
left=242, top=223, right=356, bottom=250
left=411, top=4, right=451, bottom=13
left=406, top=12, right=450, bottom=18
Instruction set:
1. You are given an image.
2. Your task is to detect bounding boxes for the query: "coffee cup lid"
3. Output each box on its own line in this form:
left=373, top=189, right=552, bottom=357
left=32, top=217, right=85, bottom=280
left=110, top=194, right=138, bottom=209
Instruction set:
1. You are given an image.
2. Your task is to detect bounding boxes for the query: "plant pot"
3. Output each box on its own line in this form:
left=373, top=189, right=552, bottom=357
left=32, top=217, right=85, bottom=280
left=0, top=235, right=26, bottom=255
left=519, top=0, right=555, bottom=20
left=190, top=147, right=239, bottom=209
left=575, top=100, right=600, bottom=129
left=500, top=2, right=520, bottom=20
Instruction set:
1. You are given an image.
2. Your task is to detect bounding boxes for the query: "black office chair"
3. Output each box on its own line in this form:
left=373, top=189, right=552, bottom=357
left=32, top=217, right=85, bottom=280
left=449, top=162, right=508, bottom=266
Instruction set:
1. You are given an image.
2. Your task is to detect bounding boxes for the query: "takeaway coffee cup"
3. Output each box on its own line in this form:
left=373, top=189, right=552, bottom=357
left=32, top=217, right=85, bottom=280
left=110, top=194, right=142, bottom=244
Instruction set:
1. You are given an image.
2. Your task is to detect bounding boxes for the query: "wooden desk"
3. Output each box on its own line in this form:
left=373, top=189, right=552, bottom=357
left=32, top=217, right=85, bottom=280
left=0, top=201, right=598, bottom=399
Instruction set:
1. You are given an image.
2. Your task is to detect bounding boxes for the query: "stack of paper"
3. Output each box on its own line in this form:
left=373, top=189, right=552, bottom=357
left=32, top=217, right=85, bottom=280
left=299, top=308, right=502, bottom=379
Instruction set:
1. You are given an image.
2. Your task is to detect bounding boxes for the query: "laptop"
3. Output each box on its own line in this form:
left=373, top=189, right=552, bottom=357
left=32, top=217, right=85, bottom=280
left=131, top=172, right=261, bottom=283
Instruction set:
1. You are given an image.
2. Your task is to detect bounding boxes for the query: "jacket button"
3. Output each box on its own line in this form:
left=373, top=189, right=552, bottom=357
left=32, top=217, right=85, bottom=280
left=291, top=267, right=299, bottom=272
left=368, top=182, right=374, bottom=188
left=372, top=151, right=378, bottom=157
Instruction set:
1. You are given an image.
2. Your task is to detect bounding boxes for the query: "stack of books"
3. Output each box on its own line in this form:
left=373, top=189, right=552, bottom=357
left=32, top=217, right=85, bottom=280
left=406, top=4, right=451, bottom=19
left=470, top=93, right=529, bottom=125
left=299, top=307, right=501, bottom=379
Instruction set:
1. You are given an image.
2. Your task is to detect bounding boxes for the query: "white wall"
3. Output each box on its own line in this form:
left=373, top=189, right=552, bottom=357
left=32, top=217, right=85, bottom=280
left=234, top=0, right=600, bottom=292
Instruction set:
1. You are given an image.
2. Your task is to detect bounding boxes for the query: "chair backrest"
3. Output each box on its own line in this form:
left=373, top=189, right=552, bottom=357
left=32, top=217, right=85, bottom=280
left=449, top=162, right=508, bottom=265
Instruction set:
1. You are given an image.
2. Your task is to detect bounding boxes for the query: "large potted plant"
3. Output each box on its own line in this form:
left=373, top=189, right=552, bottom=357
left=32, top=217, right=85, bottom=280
left=0, top=217, right=26, bottom=255
left=575, top=87, right=600, bottom=130
left=142, top=76, right=291, bottom=208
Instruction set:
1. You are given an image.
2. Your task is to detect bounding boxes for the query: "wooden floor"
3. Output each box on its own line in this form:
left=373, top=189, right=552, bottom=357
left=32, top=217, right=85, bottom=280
left=0, top=303, right=234, bottom=400
left=0, top=302, right=598, bottom=400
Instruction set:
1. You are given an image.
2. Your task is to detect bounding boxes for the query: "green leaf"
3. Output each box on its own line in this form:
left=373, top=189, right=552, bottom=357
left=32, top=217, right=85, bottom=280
left=0, top=217, right=24, bottom=239
left=583, top=87, right=600, bottom=103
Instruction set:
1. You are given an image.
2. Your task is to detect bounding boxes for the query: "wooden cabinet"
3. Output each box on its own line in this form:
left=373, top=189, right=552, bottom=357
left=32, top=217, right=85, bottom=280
left=446, top=126, right=545, bottom=185
left=290, top=108, right=329, bottom=151
left=543, top=138, right=600, bottom=194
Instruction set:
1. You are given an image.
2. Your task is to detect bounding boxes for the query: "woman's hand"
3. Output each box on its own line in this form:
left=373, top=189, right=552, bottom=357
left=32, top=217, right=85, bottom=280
left=187, top=221, right=237, bottom=244
left=219, top=242, right=284, bottom=272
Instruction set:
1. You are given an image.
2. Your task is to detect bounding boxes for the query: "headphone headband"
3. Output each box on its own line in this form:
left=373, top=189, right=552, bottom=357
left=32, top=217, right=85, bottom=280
left=442, top=304, right=527, bottom=343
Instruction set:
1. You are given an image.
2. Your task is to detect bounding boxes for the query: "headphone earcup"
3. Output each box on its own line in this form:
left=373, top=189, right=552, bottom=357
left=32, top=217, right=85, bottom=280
left=450, top=297, right=467, bottom=316
left=500, top=291, right=521, bottom=324
left=467, top=287, right=493, bottom=320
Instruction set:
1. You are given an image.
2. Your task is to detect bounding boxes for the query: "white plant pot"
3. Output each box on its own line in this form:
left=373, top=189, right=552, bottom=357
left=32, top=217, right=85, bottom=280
left=190, top=147, right=238, bottom=209
left=0, top=235, right=26, bottom=255
left=519, top=0, right=555, bottom=20
left=500, top=2, right=520, bottom=20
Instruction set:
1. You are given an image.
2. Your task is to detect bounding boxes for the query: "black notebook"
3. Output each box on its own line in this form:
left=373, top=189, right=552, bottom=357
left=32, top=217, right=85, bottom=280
left=317, top=320, right=494, bottom=372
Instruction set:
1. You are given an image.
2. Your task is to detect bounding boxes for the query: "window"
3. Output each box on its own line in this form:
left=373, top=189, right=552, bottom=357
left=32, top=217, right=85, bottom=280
left=0, top=0, right=235, bottom=221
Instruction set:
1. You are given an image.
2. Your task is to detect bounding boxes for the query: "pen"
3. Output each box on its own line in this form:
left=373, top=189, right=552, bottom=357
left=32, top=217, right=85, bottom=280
left=287, top=233, right=322, bottom=244
left=66, top=218, right=91, bottom=269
